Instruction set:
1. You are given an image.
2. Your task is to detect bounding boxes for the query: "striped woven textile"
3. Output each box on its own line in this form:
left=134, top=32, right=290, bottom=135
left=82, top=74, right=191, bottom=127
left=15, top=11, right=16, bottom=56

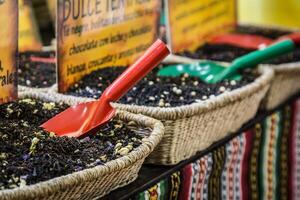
left=290, top=99, right=300, bottom=200
left=134, top=98, right=300, bottom=200
left=133, top=172, right=181, bottom=200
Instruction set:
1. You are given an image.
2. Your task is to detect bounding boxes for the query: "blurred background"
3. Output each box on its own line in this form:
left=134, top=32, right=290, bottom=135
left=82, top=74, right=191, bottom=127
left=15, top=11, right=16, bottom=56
left=21, top=0, right=300, bottom=49
left=239, top=0, right=300, bottom=29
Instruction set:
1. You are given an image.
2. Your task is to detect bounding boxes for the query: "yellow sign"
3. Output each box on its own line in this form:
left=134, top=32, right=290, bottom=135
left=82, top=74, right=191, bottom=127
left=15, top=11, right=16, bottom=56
left=239, top=0, right=300, bottom=29
left=57, top=0, right=159, bottom=93
left=19, top=0, right=42, bottom=52
left=166, top=0, right=236, bottom=53
left=0, top=0, right=18, bottom=104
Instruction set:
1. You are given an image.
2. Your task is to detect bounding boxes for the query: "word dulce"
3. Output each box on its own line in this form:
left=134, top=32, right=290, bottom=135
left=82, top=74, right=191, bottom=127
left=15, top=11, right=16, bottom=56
left=0, top=0, right=18, bottom=104
left=57, top=0, right=159, bottom=93
left=63, top=0, right=150, bottom=21
left=166, top=0, right=236, bottom=53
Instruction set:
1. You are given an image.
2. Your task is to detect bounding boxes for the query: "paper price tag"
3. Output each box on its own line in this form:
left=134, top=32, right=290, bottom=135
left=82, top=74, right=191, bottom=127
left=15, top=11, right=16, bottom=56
left=57, top=0, right=160, bottom=93
left=165, top=0, right=237, bottom=53
left=0, top=0, right=18, bottom=104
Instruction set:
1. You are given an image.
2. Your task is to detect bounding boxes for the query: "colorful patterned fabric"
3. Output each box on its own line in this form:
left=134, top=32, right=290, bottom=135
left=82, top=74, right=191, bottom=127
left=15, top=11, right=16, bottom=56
left=134, top=99, right=300, bottom=200
left=134, top=172, right=181, bottom=200
left=179, top=155, right=213, bottom=199
left=290, top=100, right=300, bottom=200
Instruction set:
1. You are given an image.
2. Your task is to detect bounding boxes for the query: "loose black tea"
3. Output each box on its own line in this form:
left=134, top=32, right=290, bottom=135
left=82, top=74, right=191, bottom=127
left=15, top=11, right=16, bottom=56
left=67, top=67, right=257, bottom=107
left=0, top=99, right=148, bottom=190
left=18, top=51, right=56, bottom=88
left=180, top=26, right=300, bottom=64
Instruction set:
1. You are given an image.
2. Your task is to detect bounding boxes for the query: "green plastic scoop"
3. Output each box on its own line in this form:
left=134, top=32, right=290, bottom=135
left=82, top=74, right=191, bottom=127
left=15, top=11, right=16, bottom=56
left=159, top=37, right=300, bottom=84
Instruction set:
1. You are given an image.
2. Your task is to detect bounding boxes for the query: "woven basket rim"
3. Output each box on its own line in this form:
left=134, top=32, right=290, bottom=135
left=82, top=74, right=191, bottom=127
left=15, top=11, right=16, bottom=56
left=260, top=61, right=300, bottom=72
left=0, top=94, right=164, bottom=198
left=18, top=85, right=52, bottom=93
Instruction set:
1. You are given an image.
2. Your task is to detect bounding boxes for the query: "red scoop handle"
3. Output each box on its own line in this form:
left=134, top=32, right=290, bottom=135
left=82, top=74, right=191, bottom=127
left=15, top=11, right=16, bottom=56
left=210, top=32, right=300, bottom=49
left=277, top=33, right=300, bottom=47
left=210, top=34, right=273, bottom=49
left=99, top=39, right=170, bottom=103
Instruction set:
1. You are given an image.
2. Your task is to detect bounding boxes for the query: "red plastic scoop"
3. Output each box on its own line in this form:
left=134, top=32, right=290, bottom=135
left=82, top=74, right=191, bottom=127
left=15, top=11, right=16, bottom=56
left=277, top=33, right=300, bottom=44
left=210, top=33, right=300, bottom=49
left=41, top=39, right=170, bottom=138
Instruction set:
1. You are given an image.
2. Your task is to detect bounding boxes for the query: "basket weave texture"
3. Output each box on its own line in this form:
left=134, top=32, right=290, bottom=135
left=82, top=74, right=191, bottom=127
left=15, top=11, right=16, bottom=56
left=18, top=85, right=52, bottom=93
left=261, top=62, right=300, bottom=110
left=0, top=92, right=164, bottom=200
left=42, top=67, right=273, bottom=165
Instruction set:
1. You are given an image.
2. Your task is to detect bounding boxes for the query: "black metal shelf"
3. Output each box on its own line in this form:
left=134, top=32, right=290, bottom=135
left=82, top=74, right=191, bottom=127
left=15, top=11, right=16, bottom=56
left=101, top=93, right=300, bottom=200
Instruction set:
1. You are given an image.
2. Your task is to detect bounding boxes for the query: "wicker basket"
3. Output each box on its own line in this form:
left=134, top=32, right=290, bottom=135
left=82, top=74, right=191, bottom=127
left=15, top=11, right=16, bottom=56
left=238, top=24, right=300, bottom=110
left=163, top=54, right=196, bottom=64
left=18, top=85, right=52, bottom=93
left=42, top=66, right=273, bottom=165
left=0, top=92, right=164, bottom=200
left=260, top=62, right=300, bottom=110
left=174, top=24, right=300, bottom=110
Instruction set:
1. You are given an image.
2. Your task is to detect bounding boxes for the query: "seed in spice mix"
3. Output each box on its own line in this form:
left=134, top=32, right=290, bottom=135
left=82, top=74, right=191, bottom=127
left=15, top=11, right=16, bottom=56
left=179, top=26, right=300, bottom=64
left=67, top=67, right=257, bottom=107
left=18, top=51, right=56, bottom=88
left=0, top=99, right=150, bottom=190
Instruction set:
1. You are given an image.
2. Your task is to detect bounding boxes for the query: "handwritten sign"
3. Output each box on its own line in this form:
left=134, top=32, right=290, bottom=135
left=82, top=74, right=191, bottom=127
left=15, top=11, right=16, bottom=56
left=0, top=0, right=18, bottom=104
left=19, top=0, right=42, bottom=52
left=57, top=0, right=160, bottom=93
left=165, top=0, right=237, bottom=53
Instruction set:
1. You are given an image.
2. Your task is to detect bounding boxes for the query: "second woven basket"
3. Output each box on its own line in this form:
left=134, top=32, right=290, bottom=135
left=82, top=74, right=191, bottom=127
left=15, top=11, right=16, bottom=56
left=260, top=61, right=300, bottom=110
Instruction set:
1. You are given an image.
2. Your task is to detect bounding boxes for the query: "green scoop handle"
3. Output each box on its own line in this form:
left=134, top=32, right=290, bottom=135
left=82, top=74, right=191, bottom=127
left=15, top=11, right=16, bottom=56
left=158, top=37, right=299, bottom=84
left=213, top=39, right=296, bottom=83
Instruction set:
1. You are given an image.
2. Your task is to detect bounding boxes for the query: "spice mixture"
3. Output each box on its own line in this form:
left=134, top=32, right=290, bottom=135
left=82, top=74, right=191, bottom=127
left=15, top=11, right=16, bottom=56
left=180, top=26, right=300, bottom=64
left=18, top=51, right=56, bottom=88
left=67, top=67, right=257, bottom=107
left=0, top=99, right=148, bottom=190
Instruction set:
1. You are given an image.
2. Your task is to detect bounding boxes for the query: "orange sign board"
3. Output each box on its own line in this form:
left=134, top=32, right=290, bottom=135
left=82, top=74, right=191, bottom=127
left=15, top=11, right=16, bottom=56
left=166, top=0, right=237, bottom=53
left=0, top=0, right=18, bottom=104
left=57, top=0, right=160, bottom=93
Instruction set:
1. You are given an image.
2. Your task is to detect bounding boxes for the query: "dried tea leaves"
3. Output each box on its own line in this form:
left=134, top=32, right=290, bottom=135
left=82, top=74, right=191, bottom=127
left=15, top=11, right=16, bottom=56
left=0, top=99, right=149, bottom=190
left=18, top=52, right=56, bottom=88
left=67, top=67, right=257, bottom=107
